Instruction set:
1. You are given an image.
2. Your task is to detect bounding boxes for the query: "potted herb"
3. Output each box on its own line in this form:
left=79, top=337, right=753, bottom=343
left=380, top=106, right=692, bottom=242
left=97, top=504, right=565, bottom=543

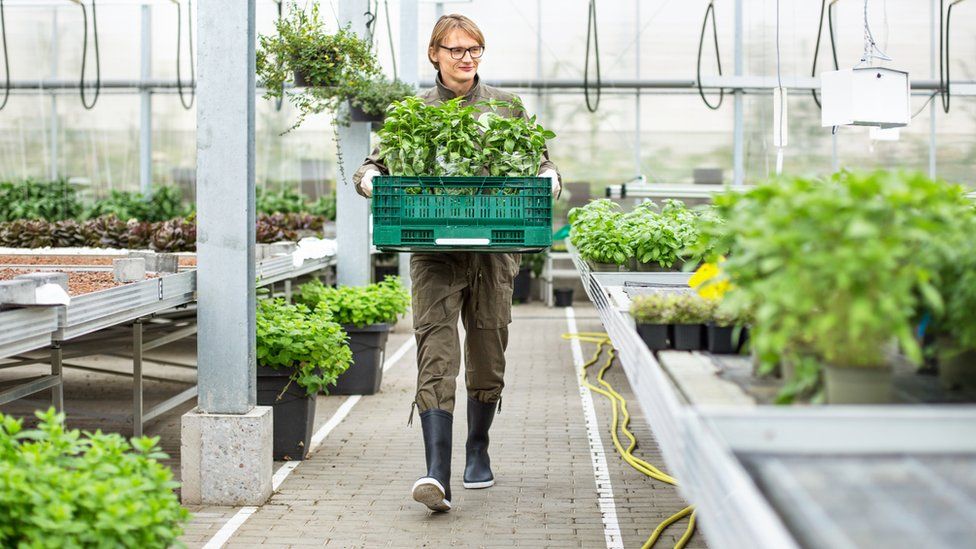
left=630, top=293, right=672, bottom=351
left=295, top=277, right=410, bottom=395
left=930, top=213, right=976, bottom=390
left=699, top=171, right=972, bottom=404
left=569, top=199, right=632, bottom=271
left=256, top=298, right=352, bottom=460
left=663, top=293, right=711, bottom=351
left=349, top=77, right=415, bottom=125
left=257, top=3, right=380, bottom=131
left=0, top=408, right=189, bottom=547
left=622, top=200, right=702, bottom=272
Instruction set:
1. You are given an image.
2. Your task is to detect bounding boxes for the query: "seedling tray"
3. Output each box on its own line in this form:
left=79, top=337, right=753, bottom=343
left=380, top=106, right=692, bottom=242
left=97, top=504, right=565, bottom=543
left=372, top=176, right=552, bottom=253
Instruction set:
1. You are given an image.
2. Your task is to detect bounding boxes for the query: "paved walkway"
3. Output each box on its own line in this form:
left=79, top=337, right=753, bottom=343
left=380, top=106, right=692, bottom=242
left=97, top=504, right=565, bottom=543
left=182, top=304, right=705, bottom=548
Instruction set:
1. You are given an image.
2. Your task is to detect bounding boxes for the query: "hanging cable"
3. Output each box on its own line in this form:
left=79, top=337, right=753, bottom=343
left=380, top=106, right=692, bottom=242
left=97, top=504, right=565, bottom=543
left=0, top=0, right=9, bottom=112
left=940, top=0, right=969, bottom=113
left=858, top=0, right=891, bottom=66
left=583, top=0, right=601, bottom=113
left=174, top=0, right=195, bottom=110
left=383, top=0, right=397, bottom=81
left=75, top=0, right=101, bottom=110
left=696, top=0, right=723, bottom=110
left=364, top=0, right=378, bottom=49
left=811, top=0, right=840, bottom=109
left=774, top=0, right=785, bottom=176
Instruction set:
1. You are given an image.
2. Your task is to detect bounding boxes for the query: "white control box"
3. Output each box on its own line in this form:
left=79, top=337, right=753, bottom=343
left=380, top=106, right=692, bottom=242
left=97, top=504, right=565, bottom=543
left=821, top=67, right=911, bottom=129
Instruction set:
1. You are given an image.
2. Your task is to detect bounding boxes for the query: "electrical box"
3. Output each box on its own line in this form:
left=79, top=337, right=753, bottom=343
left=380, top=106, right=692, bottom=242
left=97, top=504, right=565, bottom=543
left=821, top=67, right=911, bottom=129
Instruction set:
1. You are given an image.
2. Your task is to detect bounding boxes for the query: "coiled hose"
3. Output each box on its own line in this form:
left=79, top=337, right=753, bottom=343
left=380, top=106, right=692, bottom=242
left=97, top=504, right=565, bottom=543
left=565, top=332, right=697, bottom=549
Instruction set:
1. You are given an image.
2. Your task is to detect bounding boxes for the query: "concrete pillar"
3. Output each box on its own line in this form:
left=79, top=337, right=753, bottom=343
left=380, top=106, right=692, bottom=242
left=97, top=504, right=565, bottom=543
left=183, top=0, right=272, bottom=506
left=337, top=0, right=372, bottom=287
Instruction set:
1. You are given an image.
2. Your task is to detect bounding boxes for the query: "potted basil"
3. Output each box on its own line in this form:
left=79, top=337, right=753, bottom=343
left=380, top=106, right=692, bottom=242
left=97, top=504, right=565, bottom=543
left=295, top=277, right=410, bottom=395
left=256, top=3, right=380, bottom=131
left=629, top=293, right=672, bottom=351
left=256, top=298, right=352, bottom=460
left=931, top=217, right=976, bottom=390
left=569, top=200, right=632, bottom=272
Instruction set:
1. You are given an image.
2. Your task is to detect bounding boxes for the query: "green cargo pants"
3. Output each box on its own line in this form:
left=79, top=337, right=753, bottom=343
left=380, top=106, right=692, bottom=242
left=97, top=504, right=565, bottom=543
left=411, top=252, right=520, bottom=414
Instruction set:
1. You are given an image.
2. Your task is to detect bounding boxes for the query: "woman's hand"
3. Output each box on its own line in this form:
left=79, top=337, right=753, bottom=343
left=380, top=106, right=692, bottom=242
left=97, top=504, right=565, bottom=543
left=540, top=168, right=561, bottom=197
left=360, top=169, right=381, bottom=198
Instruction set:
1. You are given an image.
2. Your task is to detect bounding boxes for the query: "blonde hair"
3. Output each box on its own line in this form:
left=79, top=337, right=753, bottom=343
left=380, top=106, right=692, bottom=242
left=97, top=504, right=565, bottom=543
left=427, top=14, right=485, bottom=69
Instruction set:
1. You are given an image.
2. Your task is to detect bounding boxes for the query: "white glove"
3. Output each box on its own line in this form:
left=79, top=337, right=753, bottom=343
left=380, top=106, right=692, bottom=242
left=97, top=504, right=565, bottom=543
left=540, top=168, right=560, bottom=197
left=360, top=168, right=381, bottom=198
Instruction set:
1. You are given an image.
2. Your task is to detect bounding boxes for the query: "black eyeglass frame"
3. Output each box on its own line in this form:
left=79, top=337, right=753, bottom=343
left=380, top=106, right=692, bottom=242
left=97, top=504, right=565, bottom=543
left=438, top=45, right=485, bottom=60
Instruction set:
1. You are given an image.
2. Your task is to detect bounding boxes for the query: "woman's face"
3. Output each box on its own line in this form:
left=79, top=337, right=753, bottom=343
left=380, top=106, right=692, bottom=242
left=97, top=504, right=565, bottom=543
left=430, top=29, right=481, bottom=87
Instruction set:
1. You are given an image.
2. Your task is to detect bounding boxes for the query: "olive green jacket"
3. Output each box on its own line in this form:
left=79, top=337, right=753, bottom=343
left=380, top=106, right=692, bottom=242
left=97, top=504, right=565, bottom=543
left=352, top=73, right=560, bottom=197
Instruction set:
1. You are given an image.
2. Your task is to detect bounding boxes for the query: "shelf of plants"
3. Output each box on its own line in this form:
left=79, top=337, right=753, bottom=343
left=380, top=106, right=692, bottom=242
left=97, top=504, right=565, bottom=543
left=568, top=171, right=976, bottom=548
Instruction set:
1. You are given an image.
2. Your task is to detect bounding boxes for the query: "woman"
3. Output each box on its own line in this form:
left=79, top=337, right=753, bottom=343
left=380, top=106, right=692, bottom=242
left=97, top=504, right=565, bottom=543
left=353, top=14, right=560, bottom=513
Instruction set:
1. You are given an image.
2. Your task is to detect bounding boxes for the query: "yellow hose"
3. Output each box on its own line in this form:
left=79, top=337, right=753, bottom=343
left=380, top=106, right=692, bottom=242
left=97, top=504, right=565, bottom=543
left=563, top=332, right=696, bottom=549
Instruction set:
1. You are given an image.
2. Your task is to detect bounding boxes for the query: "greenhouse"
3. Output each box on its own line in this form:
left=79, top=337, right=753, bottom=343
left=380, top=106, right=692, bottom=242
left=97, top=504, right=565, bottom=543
left=0, top=0, right=974, bottom=548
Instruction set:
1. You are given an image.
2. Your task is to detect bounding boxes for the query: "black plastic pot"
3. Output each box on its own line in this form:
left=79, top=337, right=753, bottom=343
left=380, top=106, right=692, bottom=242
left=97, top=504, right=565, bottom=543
left=513, top=266, right=532, bottom=303
left=707, top=324, right=736, bottom=354
left=636, top=324, right=669, bottom=351
left=672, top=324, right=705, bottom=351
left=374, top=265, right=398, bottom=282
left=256, top=364, right=316, bottom=461
left=331, top=323, right=391, bottom=395
left=553, top=287, right=574, bottom=307
left=349, top=103, right=385, bottom=123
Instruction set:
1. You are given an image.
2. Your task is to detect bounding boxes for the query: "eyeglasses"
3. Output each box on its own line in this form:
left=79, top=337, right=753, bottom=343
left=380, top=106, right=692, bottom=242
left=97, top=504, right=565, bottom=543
left=438, top=45, right=485, bottom=60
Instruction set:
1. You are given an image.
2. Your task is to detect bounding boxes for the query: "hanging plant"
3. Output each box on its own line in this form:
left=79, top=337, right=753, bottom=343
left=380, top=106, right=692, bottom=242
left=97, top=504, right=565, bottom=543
left=256, top=2, right=380, bottom=133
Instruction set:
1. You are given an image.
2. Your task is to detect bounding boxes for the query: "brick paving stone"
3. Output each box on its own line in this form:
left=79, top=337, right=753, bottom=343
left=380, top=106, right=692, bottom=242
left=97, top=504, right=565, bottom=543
left=182, top=304, right=707, bottom=548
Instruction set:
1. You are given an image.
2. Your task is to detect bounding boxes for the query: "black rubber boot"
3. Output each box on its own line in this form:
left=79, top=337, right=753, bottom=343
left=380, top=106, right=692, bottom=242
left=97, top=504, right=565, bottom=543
left=463, top=397, right=496, bottom=489
left=412, top=408, right=453, bottom=512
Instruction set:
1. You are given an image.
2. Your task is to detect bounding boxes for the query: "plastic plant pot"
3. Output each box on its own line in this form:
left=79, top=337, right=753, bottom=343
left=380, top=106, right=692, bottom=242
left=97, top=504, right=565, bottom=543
left=937, top=344, right=976, bottom=391
left=330, top=323, right=391, bottom=395
left=672, top=324, right=705, bottom=351
left=553, top=287, right=574, bottom=307
left=636, top=323, right=669, bottom=351
left=256, top=364, right=317, bottom=461
left=349, top=103, right=384, bottom=123
left=823, top=364, right=893, bottom=404
left=588, top=261, right=620, bottom=272
left=513, top=266, right=532, bottom=303
left=707, top=324, right=736, bottom=354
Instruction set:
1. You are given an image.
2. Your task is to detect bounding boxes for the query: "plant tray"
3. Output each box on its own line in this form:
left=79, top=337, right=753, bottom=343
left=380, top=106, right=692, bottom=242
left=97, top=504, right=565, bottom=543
left=372, top=176, right=552, bottom=253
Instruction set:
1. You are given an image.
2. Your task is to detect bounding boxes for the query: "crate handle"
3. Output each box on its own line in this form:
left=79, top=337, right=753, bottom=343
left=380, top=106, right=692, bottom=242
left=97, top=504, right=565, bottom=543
left=435, top=238, right=490, bottom=246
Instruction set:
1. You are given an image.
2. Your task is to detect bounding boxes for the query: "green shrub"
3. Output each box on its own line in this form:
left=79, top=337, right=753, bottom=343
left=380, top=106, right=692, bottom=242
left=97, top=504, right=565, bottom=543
left=307, top=192, right=336, bottom=221
left=0, top=408, right=188, bottom=548
left=256, top=298, right=353, bottom=395
left=0, top=179, right=83, bottom=222
left=86, top=186, right=188, bottom=222
left=294, top=277, right=410, bottom=327
left=630, top=293, right=671, bottom=324
left=256, top=187, right=306, bottom=215
left=701, top=171, right=973, bottom=376
left=349, top=77, right=415, bottom=118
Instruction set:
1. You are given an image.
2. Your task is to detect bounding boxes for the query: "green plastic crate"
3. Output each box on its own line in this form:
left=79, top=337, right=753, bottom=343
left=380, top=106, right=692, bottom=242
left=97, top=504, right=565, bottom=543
left=372, top=176, right=552, bottom=253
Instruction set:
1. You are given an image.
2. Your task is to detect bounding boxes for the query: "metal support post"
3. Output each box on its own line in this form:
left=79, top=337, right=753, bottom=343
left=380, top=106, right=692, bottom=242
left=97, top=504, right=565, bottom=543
left=50, top=343, right=63, bottom=412
left=133, top=319, right=144, bottom=437
left=397, top=0, right=420, bottom=290
left=336, top=0, right=371, bottom=287
left=929, top=0, right=937, bottom=178
left=634, top=0, right=641, bottom=178
left=140, top=5, right=153, bottom=195
left=49, top=9, right=59, bottom=181
left=732, top=0, right=744, bottom=187
left=196, top=0, right=257, bottom=413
